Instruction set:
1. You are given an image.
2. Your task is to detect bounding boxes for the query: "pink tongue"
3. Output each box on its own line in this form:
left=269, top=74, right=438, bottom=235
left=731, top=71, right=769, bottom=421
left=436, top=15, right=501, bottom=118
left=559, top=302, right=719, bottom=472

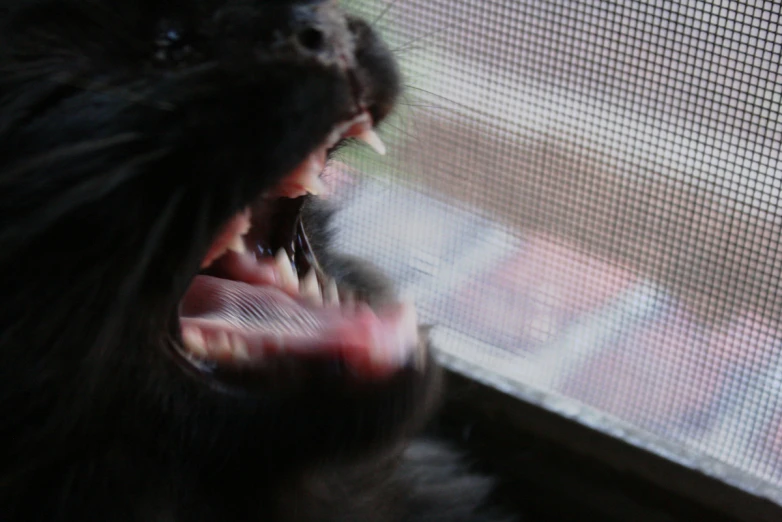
left=179, top=275, right=419, bottom=377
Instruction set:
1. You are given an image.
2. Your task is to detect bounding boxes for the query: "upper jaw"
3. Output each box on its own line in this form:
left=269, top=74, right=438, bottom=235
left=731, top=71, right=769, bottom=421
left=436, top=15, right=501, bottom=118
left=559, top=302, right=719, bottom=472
left=264, top=110, right=386, bottom=200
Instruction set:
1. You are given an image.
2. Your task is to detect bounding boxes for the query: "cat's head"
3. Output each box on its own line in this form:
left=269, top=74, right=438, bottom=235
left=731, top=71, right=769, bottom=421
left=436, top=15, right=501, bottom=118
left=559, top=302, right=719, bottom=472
left=0, top=0, right=439, bottom=476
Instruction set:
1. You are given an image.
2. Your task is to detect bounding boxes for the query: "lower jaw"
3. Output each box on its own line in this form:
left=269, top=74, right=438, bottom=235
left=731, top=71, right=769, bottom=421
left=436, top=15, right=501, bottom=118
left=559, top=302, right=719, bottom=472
left=179, top=283, right=421, bottom=380
left=174, top=336, right=433, bottom=397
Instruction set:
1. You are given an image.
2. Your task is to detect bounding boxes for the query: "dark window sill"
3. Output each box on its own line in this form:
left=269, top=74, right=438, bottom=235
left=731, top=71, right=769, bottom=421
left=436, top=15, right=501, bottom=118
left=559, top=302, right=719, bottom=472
left=431, top=370, right=782, bottom=522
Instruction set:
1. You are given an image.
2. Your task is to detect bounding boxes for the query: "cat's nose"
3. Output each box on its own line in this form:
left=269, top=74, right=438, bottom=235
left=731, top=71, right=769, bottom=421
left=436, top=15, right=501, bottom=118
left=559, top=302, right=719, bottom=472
left=287, top=1, right=353, bottom=67
left=293, top=25, right=326, bottom=55
left=213, top=1, right=354, bottom=69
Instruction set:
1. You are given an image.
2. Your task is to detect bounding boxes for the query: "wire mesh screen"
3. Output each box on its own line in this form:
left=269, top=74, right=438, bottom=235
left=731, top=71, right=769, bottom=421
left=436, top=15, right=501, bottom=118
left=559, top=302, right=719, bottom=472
left=335, top=0, right=782, bottom=503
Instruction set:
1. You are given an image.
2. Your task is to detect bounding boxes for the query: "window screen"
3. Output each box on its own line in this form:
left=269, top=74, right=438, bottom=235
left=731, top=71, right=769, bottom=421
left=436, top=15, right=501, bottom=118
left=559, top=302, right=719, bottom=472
left=336, top=0, right=782, bottom=505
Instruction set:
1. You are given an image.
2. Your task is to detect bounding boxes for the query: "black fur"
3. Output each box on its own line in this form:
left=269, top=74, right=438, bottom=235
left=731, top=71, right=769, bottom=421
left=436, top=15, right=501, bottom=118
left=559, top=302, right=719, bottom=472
left=0, top=1, right=512, bottom=520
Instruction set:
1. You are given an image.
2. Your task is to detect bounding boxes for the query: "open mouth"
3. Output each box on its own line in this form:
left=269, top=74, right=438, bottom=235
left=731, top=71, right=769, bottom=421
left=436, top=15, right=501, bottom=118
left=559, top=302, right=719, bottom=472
left=177, top=112, right=421, bottom=380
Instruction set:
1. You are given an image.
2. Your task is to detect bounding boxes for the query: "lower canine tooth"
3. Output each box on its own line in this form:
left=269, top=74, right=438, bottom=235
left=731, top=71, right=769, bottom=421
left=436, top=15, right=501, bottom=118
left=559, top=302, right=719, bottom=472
left=357, top=129, right=387, bottom=156
left=300, top=269, right=323, bottom=305
left=275, top=249, right=299, bottom=291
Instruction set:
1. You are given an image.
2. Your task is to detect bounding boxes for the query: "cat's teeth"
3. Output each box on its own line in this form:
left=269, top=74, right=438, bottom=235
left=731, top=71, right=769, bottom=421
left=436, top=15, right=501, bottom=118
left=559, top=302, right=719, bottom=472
left=227, top=235, right=246, bottom=254
left=323, top=278, right=340, bottom=307
left=304, top=153, right=325, bottom=186
left=299, top=269, right=323, bottom=305
left=239, top=207, right=252, bottom=231
left=302, top=173, right=328, bottom=196
left=325, top=128, right=343, bottom=148
left=182, top=326, right=207, bottom=357
left=209, top=331, right=232, bottom=358
left=231, top=333, right=249, bottom=361
left=275, top=249, right=299, bottom=291
left=357, top=129, right=387, bottom=156
left=294, top=154, right=328, bottom=196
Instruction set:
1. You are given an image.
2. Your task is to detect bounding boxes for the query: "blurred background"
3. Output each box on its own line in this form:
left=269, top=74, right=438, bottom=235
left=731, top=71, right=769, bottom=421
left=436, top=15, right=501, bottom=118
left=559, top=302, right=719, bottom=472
left=334, top=0, right=782, bottom=508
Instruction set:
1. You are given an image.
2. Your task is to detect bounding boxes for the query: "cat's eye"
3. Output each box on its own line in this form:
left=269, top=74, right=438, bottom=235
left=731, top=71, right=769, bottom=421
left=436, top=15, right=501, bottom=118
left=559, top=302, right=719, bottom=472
left=162, top=29, right=181, bottom=43
left=154, top=20, right=194, bottom=65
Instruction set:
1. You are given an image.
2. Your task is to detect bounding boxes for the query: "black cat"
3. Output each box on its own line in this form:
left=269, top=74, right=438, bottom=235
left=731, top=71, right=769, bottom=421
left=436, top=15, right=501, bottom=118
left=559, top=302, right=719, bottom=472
left=0, top=1, right=511, bottom=520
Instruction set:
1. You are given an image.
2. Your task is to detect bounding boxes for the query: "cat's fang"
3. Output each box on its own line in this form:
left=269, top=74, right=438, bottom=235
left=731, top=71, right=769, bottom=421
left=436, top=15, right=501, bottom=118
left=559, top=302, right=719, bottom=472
left=200, top=209, right=252, bottom=268
left=299, top=269, right=323, bottom=306
left=356, top=129, right=387, bottom=156
left=275, top=248, right=299, bottom=292
left=272, top=149, right=328, bottom=198
left=227, top=235, right=247, bottom=254
left=331, top=111, right=387, bottom=156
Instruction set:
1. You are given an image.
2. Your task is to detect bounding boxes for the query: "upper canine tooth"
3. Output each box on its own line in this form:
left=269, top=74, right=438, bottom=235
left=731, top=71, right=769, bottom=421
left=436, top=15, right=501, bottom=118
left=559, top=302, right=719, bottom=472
left=303, top=175, right=328, bottom=196
left=326, top=128, right=343, bottom=148
left=275, top=249, right=299, bottom=291
left=239, top=207, right=252, bottom=232
left=357, top=129, right=387, bottom=156
left=300, top=269, right=323, bottom=305
left=227, top=235, right=247, bottom=254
